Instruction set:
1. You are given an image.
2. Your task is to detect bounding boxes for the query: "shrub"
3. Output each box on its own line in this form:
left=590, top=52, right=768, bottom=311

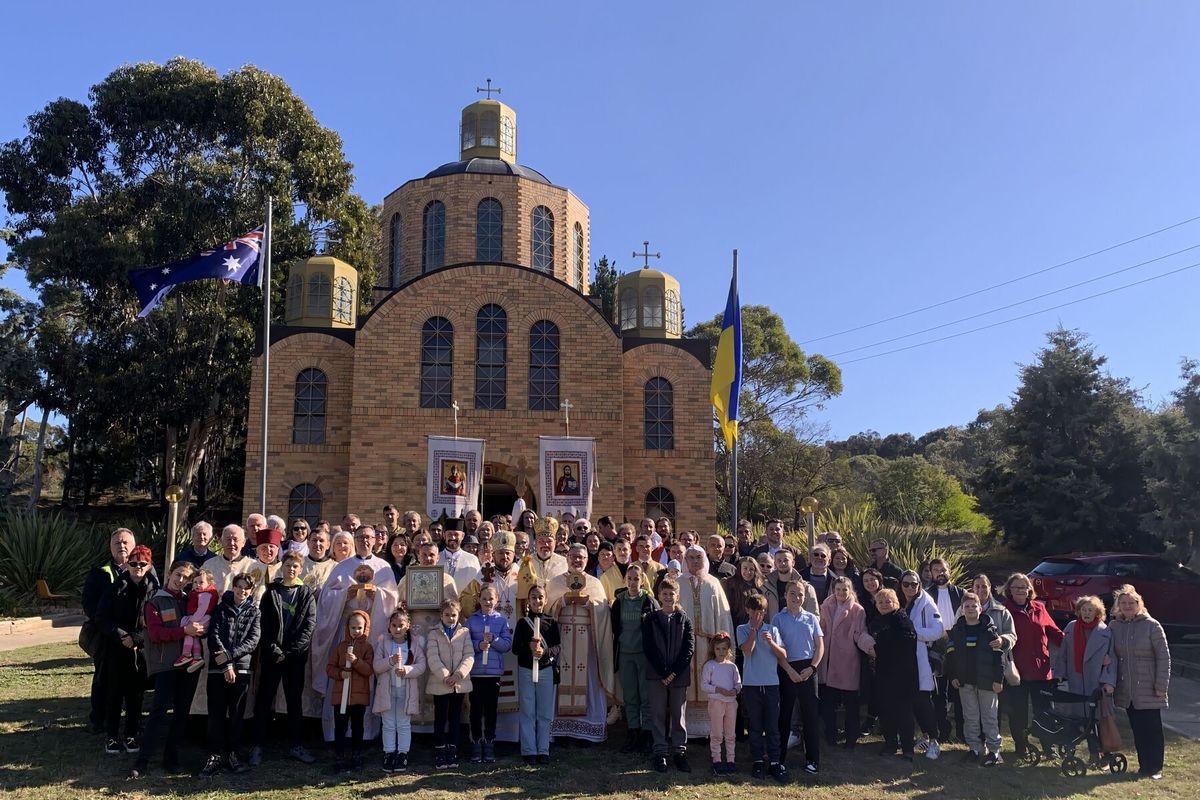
left=0, top=510, right=107, bottom=609
left=806, top=503, right=972, bottom=585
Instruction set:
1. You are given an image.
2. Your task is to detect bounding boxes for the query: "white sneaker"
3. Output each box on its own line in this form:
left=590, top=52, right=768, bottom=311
left=925, top=740, right=941, bottom=760
left=606, top=705, right=623, bottom=725
left=787, top=733, right=801, bottom=749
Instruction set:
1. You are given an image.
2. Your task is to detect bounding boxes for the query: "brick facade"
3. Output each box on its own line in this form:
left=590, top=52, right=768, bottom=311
left=243, top=263, right=715, bottom=533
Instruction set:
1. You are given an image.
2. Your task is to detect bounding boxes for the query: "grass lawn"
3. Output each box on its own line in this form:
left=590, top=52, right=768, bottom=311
left=0, top=642, right=1195, bottom=799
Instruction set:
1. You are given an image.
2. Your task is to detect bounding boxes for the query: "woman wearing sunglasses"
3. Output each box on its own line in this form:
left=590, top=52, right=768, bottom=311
left=95, top=544, right=159, bottom=756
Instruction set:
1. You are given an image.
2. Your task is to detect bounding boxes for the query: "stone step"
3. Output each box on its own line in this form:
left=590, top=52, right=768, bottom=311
left=1, top=611, right=85, bottom=636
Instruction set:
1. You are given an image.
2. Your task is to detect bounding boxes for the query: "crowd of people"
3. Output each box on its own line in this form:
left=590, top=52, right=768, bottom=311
left=77, top=508, right=1173, bottom=784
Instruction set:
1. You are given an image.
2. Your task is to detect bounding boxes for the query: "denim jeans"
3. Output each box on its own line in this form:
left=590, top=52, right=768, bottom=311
left=518, top=666, right=555, bottom=756
left=381, top=690, right=412, bottom=754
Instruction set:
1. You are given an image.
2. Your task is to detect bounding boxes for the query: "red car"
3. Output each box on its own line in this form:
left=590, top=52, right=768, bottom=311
left=1028, top=553, right=1200, bottom=640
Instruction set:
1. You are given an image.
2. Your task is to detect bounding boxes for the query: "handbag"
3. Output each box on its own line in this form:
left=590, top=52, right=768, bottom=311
left=1002, top=651, right=1021, bottom=686
left=78, top=620, right=101, bottom=657
left=1098, top=695, right=1122, bottom=752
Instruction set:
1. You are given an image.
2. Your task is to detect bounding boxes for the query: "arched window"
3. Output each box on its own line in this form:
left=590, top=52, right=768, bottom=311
left=665, top=288, right=680, bottom=335
left=572, top=223, right=584, bottom=289
left=476, top=198, right=503, bottom=261
left=421, top=316, right=453, bottom=409
left=286, top=271, right=303, bottom=318
left=423, top=201, right=445, bottom=273
left=644, top=377, right=674, bottom=450
left=642, top=285, right=663, bottom=328
left=475, top=304, right=507, bottom=409
left=389, top=213, right=402, bottom=287
left=293, top=368, right=327, bottom=445
left=306, top=273, right=330, bottom=316
left=480, top=111, right=499, bottom=147
left=645, top=487, right=675, bottom=524
left=619, top=287, right=637, bottom=330
left=500, top=115, right=515, bottom=156
left=461, top=112, right=476, bottom=150
left=528, top=320, right=560, bottom=411
left=334, top=276, right=354, bottom=324
left=531, top=206, right=554, bottom=273
left=288, top=483, right=322, bottom=529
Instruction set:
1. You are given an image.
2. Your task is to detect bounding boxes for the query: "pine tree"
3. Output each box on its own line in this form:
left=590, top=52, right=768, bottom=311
left=591, top=255, right=618, bottom=323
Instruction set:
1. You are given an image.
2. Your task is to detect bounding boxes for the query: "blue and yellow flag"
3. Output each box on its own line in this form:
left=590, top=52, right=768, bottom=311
left=711, top=262, right=742, bottom=450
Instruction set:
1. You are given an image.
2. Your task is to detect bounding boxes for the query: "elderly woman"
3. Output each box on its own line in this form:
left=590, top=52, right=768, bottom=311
left=864, top=588, right=918, bottom=760
left=1050, top=595, right=1115, bottom=764
left=1111, top=585, right=1170, bottom=780
left=899, top=569, right=945, bottom=760
left=1001, top=572, right=1064, bottom=760
left=819, top=576, right=867, bottom=748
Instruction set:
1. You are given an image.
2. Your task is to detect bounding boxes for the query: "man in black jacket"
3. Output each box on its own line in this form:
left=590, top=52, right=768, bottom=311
left=248, top=552, right=317, bottom=765
left=81, top=528, right=137, bottom=733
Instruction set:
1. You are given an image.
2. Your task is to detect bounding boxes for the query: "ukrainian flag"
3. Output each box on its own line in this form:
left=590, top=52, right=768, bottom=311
left=711, top=262, right=742, bottom=451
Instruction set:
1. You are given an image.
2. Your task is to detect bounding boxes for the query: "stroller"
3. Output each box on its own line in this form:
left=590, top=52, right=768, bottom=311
left=1023, top=686, right=1128, bottom=777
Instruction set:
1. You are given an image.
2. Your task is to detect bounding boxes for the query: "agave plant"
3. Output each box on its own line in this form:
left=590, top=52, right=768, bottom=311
left=0, top=510, right=107, bottom=609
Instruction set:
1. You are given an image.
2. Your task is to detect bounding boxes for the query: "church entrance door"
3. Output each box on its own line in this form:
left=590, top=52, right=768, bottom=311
left=481, top=462, right=536, bottom=520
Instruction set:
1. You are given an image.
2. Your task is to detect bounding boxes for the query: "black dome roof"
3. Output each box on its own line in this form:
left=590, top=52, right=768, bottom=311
left=424, top=157, right=551, bottom=184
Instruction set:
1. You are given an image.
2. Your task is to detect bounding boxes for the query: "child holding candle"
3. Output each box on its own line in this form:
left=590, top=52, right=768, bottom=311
left=426, top=600, right=474, bottom=770
left=466, top=584, right=513, bottom=763
left=512, top=583, right=561, bottom=765
left=373, top=609, right=425, bottom=774
left=325, top=609, right=374, bottom=773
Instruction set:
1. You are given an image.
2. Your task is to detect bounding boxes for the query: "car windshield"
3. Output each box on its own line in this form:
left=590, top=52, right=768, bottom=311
left=1031, top=560, right=1090, bottom=576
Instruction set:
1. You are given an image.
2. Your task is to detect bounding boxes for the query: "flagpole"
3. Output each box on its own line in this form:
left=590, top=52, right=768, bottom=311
left=730, top=249, right=738, bottom=539
left=259, top=198, right=273, bottom=516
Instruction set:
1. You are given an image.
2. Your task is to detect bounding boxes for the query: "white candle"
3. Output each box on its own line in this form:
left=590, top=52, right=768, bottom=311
left=339, top=644, right=354, bottom=714
left=482, top=623, right=491, bottom=666
left=531, top=616, right=541, bottom=683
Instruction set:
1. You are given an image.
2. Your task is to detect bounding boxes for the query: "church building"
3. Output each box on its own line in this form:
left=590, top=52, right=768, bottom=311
left=242, top=95, right=715, bottom=531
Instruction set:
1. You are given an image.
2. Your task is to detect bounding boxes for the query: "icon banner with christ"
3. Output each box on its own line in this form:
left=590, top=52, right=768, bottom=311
left=538, top=436, right=595, bottom=519
left=427, top=435, right=484, bottom=520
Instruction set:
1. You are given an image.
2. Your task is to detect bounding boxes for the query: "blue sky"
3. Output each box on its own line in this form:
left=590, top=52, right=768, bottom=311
left=3, top=2, right=1199, bottom=439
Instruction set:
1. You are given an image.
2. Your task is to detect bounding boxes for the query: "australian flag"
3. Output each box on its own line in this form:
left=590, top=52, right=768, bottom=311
left=128, top=225, right=265, bottom=318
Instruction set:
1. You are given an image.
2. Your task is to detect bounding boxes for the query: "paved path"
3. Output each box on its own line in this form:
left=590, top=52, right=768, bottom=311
left=1164, top=670, right=1200, bottom=741
left=0, top=624, right=81, bottom=653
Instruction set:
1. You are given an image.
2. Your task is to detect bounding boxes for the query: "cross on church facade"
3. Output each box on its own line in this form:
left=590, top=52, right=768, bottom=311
left=476, top=78, right=501, bottom=99
left=633, top=241, right=661, bottom=269
left=452, top=400, right=460, bottom=439
left=560, top=398, right=574, bottom=437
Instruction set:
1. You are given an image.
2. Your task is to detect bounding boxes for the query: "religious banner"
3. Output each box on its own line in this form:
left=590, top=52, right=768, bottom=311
left=426, top=435, right=484, bottom=520
left=538, top=436, right=595, bottom=519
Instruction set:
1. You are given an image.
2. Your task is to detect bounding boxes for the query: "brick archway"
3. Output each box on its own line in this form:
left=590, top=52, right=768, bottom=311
left=482, top=461, right=537, bottom=519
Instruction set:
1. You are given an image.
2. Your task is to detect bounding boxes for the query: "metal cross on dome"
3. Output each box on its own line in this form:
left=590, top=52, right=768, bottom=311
left=634, top=241, right=661, bottom=269
left=476, top=79, right=502, bottom=99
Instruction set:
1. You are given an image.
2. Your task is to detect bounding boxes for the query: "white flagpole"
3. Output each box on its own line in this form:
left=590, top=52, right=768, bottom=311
left=259, top=198, right=273, bottom=516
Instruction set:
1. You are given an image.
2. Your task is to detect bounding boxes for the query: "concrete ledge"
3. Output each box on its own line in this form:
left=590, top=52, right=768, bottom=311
left=1, top=611, right=85, bottom=635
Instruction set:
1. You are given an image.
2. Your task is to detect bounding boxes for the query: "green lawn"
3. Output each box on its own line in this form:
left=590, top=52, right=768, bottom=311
left=0, top=642, right=1195, bottom=799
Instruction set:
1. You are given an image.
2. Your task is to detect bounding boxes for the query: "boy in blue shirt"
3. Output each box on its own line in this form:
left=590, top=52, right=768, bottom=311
left=772, top=581, right=824, bottom=775
left=737, top=592, right=790, bottom=784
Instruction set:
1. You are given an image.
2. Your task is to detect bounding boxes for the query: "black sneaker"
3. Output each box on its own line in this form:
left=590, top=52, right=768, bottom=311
left=382, top=752, right=395, bottom=773
left=983, top=752, right=1002, bottom=767
left=770, top=762, right=791, bottom=784
left=653, top=755, right=668, bottom=772
left=434, top=748, right=449, bottom=770
left=673, top=752, right=691, bottom=772
left=105, top=738, right=122, bottom=755
left=123, top=736, right=140, bottom=754
left=964, top=750, right=980, bottom=763
left=248, top=746, right=262, bottom=767
left=395, top=752, right=409, bottom=772
left=752, top=760, right=766, bottom=779
left=289, top=745, right=316, bottom=764
left=524, top=755, right=537, bottom=766
left=804, top=762, right=818, bottom=775
left=199, top=754, right=224, bottom=777
left=226, top=752, right=248, bottom=774
left=536, top=754, right=550, bottom=765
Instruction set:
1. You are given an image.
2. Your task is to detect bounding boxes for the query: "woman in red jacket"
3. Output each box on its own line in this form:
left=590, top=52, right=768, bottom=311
left=1000, top=572, right=1063, bottom=760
